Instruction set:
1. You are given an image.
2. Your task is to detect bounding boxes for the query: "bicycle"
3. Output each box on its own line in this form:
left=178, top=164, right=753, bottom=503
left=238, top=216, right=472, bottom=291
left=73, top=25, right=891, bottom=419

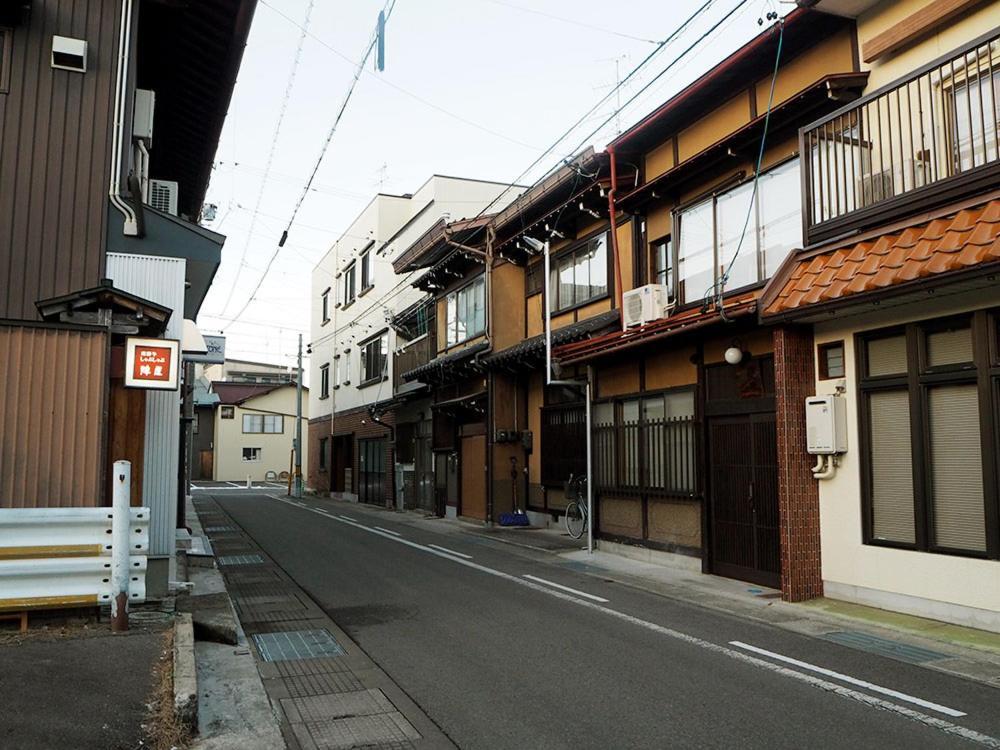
left=563, top=473, right=588, bottom=540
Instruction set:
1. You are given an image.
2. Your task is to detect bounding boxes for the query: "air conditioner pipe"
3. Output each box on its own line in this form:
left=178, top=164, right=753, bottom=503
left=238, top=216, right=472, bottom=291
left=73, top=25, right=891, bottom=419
left=812, top=454, right=836, bottom=480
left=110, top=0, right=139, bottom=235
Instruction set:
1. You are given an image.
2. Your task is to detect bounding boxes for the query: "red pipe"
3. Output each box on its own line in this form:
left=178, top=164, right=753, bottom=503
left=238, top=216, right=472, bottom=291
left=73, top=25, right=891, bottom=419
left=607, top=147, right=625, bottom=312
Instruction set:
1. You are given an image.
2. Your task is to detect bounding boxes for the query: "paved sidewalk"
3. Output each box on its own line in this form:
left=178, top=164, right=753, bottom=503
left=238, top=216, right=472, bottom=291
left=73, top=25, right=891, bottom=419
left=193, top=495, right=454, bottom=750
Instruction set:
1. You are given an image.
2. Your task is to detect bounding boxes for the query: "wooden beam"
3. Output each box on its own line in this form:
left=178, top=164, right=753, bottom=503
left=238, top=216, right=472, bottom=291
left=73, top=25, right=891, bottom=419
left=862, top=0, right=985, bottom=63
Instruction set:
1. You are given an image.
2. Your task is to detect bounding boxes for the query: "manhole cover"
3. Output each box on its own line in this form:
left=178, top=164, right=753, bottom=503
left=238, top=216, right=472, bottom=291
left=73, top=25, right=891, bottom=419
left=218, top=554, right=264, bottom=566
left=252, top=629, right=345, bottom=662
left=821, top=631, right=949, bottom=664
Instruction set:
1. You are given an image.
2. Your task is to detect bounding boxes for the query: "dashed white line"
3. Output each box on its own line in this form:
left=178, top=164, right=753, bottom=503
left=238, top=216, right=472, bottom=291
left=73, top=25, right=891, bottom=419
left=427, top=543, right=472, bottom=559
left=267, top=495, right=993, bottom=747
left=522, top=574, right=609, bottom=603
left=373, top=526, right=401, bottom=537
left=729, top=641, right=966, bottom=717
left=338, top=515, right=357, bottom=522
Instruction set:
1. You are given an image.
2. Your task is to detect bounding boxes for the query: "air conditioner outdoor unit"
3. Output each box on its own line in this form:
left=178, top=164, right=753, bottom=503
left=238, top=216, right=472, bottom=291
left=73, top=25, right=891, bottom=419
left=622, top=283, right=673, bottom=330
left=856, top=169, right=894, bottom=206
left=149, top=179, right=178, bottom=215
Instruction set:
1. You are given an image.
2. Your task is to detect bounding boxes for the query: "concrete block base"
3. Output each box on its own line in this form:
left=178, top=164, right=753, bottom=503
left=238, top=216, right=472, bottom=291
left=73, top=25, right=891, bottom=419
left=173, top=612, right=198, bottom=732
left=597, top=538, right=702, bottom=572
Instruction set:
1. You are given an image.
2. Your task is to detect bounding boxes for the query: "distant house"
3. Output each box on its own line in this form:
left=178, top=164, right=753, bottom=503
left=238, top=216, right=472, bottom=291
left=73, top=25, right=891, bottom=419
left=211, top=382, right=308, bottom=482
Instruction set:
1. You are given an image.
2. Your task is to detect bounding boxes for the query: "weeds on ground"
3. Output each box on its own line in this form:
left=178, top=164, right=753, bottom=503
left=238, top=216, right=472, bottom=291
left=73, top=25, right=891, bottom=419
left=142, top=627, right=190, bottom=750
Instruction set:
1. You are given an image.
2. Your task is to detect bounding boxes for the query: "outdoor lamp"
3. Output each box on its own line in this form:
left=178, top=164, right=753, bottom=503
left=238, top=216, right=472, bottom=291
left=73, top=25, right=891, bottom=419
left=724, top=342, right=744, bottom=365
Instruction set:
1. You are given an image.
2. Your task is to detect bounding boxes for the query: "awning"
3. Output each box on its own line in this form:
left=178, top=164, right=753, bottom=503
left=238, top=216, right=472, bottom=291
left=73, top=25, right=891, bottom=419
left=35, top=280, right=172, bottom=335
left=555, top=294, right=758, bottom=365
left=431, top=390, right=487, bottom=416
left=402, top=341, right=489, bottom=384
left=761, top=194, right=1000, bottom=320
left=106, top=203, right=224, bottom=319
left=484, top=310, right=620, bottom=371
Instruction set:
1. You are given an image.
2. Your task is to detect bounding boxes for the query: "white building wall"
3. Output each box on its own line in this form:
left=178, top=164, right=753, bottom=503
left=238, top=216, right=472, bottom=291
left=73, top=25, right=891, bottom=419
left=213, top=386, right=307, bottom=481
left=106, top=253, right=185, bottom=560
left=813, top=292, right=1000, bottom=633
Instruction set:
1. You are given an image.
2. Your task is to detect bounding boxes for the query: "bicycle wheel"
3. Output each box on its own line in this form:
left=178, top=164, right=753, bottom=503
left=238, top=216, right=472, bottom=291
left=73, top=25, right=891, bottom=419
left=565, top=500, right=587, bottom=539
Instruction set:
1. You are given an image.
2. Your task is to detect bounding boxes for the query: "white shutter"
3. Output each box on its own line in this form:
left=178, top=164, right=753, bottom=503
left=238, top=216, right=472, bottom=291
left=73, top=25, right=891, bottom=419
left=869, top=390, right=915, bottom=543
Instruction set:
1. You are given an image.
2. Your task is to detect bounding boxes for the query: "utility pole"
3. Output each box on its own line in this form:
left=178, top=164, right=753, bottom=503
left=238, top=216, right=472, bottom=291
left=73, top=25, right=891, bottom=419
left=294, top=334, right=303, bottom=498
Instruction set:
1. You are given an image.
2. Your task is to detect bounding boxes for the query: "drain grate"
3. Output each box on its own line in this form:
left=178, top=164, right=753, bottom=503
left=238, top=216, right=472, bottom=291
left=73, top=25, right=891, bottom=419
left=217, top=554, right=264, bottom=566
left=204, top=525, right=235, bottom=532
left=253, top=629, right=345, bottom=662
left=293, top=713, right=419, bottom=749
left=821, top=631, right=949, bottom=664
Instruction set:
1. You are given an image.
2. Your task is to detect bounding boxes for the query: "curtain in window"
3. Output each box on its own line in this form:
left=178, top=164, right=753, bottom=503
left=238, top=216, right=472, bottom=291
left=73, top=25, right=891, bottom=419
left=928, top=384, right=987, bottom=551
left=677, top=199, right=714, bottom=303
left=869, top=390, right=915, bottom=543
left=757, top=159, right=803, bottom=277
left=716, top=181, right=757, bottom=290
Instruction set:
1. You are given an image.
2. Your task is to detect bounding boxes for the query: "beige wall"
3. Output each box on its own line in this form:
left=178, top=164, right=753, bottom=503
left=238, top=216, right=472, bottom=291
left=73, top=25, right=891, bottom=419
left=813, top=293, right=1000, bottom=632
left=214, top=386, right=309, bottom=482
left=857, top=0, right=1000, bottom=89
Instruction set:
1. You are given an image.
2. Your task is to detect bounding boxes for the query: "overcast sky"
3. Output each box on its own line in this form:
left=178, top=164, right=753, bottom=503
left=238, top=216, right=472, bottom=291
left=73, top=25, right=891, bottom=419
left=197, top=0, right=781, bottom=370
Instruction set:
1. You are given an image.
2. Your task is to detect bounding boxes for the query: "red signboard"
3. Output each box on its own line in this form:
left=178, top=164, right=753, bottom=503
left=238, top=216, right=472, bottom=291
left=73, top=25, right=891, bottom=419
left=124, top=338, right=179, bottom=390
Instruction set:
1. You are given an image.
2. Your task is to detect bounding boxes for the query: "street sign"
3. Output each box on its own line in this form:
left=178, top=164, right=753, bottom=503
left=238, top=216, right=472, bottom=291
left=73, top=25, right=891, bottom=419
left=124, top=337, right=180, bottom=390
left=184, top=334, right=225, bottom=364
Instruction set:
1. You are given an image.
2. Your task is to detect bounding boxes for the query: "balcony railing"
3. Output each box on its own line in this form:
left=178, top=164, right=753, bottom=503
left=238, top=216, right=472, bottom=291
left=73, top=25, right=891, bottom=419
left=393, top=333, right=434, bottom=390
left=802, top=31, right=1000, bottom=244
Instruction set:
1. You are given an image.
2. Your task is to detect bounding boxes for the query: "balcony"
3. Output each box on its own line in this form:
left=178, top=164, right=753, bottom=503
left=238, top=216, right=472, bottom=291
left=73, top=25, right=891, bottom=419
left=393, top=333, right=435, bottom=392
left=802, top=31, right=1000, bottom=245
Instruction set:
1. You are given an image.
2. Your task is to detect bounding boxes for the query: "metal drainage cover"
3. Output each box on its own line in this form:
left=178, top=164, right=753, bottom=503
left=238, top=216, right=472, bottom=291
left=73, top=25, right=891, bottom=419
left=204, top=525, right=235, bottom=532
left=821, top=631, right=949, bottom=664
left=252, top=629, right=345, bottom=662
left=217, top=554, right=264, bottom=566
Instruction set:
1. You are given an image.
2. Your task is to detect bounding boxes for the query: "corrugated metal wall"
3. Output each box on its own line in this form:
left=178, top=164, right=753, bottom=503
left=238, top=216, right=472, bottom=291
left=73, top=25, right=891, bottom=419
left=106, top=253, right=186, bottom=557
left=0, top=324, right=108, bottom=507
left=0, top=0, right=123, bottom=319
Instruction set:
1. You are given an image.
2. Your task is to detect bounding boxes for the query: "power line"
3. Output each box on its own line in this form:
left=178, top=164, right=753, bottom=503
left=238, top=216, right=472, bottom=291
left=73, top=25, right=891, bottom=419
left=475, top=0, right=660, bottom=45
left=219, top=0, right=317, bottom=318
left=224, top=0, right=398, bottom=332
left=258, top=0, right=540, bottom=151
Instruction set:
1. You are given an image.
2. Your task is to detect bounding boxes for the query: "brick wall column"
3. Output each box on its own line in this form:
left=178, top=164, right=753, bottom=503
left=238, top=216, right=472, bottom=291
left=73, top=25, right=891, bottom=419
left=773, top=325, right=823, bottom=602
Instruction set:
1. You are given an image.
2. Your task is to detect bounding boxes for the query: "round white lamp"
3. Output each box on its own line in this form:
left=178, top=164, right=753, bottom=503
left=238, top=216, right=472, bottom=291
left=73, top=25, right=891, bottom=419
left=724, top=346, right=744, bottom=365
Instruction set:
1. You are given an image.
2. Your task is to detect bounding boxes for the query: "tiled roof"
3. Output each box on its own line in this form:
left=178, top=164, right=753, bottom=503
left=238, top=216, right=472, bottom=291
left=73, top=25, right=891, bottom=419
left=212, top=382, right=291, bottom=405
left=483, top=310, right=620, bottom=369
left=763, top=198, right=1000, bottom=317
left=555, top=293, right=757, bottom=365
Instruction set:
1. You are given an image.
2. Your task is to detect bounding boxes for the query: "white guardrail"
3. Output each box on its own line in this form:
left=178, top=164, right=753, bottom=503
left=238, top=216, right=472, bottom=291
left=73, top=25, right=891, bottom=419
left=0, top=507, right=150, bottom=611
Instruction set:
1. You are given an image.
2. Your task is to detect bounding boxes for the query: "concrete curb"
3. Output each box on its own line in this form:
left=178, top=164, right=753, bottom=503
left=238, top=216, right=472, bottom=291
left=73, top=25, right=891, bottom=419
left=173, top=612, right=198, bottom=732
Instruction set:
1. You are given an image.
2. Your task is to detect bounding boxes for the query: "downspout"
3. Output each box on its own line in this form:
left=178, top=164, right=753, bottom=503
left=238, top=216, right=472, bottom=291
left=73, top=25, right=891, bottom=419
left=110, top=0, right=139, bottom=236
left=607, top=147, right=624, bottom=311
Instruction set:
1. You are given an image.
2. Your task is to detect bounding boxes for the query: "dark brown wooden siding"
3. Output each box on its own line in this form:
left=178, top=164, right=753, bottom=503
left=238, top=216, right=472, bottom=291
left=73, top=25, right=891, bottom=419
left=0, top=1, right=122, bottom=320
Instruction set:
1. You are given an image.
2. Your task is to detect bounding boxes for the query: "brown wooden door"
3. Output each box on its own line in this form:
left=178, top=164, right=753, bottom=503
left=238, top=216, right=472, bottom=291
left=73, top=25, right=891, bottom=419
left=460, top=435, right=487, bottom=520
left=200, top=450, right=213, bottom=480
left=708, top=413, right=780, bottom=588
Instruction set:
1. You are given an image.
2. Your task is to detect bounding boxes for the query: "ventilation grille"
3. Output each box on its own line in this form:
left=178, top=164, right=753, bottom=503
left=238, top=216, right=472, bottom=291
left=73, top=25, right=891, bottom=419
left=149, top=179, right=179, bottom=215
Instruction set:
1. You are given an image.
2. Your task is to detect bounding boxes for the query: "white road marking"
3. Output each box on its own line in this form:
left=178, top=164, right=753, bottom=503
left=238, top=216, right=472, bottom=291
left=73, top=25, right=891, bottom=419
left=338, top=515, right=357, bottom=522
left=373, top=526, right=401, bottom=537
left=522, top=574, right=609, bottom=603
left=267, top=496, right=993, bottom=747
left=729, top=641, right=966, bottom=717
left=225, top=482, right=242, bottom=488
left=427, top=543, right=472, bottom=560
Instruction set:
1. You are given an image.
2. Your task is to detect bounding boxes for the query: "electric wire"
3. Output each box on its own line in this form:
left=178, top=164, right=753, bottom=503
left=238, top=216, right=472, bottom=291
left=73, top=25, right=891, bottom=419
left=218, top=0, right=317, bottom=318
left=474, top=0, right=660, bottom=44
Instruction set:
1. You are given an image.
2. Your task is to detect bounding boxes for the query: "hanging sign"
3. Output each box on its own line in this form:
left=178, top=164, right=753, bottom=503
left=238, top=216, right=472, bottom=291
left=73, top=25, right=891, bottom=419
left=124, top=337, right=180, bottom=390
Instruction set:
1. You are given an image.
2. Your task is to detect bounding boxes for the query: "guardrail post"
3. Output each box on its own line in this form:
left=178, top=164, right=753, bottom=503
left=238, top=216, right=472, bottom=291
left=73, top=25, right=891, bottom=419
left=111, top=460, right=131, bottom=632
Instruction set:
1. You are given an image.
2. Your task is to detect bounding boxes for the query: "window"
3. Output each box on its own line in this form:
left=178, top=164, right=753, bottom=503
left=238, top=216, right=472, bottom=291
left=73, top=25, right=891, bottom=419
left=342, top=262, right=356, bottom=307
left=0, top=28, right=10, bottom=94
left=192, top=414, right=200, bottom=435
left=652, top=236, right=672, bottom=288
left=343, top=349, right=352, bottom=385
left=221, top=406, right=234, bottom=419
left=321, top=288, right=330, bottom=323
left=333, top=354, right=341, bottom=388
left=360, top=249, right=372, bottom=292
left=318, top=437, right=328, bottom=471
left=951, top=68, right=999, bottom=172
left=592, top=388, right=697, bottom=496
left=445, top=276, right=486, bottom=346
left=242, top=447, right=261, bottom=462
left=860, top=315, right=999, bottom=557
left=242, top=414, right=284, bottom=434
left=360, top=332, right=388, bottom=385
left=320, top=363, right=330, bottom=398
left=818, top=341, right=845, bottom=379
left=675, top=158, right=801, bottom=304
left=540, top=403, right=586, bottom=486
left=548, top=233, right=609, bottom=312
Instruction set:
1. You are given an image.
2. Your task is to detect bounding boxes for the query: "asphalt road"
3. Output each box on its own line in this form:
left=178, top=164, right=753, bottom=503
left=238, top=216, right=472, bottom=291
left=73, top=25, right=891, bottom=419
left=215, top=493, right=1000, bottom=750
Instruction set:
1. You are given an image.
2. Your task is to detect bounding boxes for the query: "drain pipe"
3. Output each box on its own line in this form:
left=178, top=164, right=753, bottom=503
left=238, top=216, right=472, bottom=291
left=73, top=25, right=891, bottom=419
left=607, top=147, right=624, bottom=311
left=110, top=0, right=139, bottom=236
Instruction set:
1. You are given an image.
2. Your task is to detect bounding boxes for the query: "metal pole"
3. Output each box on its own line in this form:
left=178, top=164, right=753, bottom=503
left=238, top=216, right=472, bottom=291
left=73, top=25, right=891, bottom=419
left=585, top=370, right=594, bottom=555
left=294, top=334, right=304, bottom=498
left=543, top=239, right=553, bottom=385
left=111, top=460, right=131, bottom=632
left=180, top=360, right=195, bottom=528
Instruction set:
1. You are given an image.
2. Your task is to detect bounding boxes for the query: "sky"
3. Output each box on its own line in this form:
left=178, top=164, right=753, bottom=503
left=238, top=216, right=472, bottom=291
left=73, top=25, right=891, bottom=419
left=197, top=0, right=783, bottom=371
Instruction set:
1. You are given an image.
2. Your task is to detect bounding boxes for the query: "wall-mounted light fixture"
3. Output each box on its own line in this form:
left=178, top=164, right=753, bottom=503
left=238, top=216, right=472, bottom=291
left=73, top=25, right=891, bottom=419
left=724, top=339, right=745, bottom=365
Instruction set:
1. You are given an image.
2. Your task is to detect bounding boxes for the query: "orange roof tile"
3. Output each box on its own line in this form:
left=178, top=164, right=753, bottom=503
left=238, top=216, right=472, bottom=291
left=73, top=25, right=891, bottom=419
left=763, top=197, right=1000, bottom=317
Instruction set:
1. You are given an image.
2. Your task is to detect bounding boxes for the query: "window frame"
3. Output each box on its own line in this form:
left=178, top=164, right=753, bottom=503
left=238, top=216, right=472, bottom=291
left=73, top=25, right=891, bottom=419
left=319, top=363, right=330, bottom=399
left=321, top=287, right=330, bottom=324
left=241, top=447, right=261, bottom=463
left=360, top=249, right=373, bottom=294
left=858, top=312, right=999, bottom=559
left=818, top=341, right=846, bottom=380
left=0, top=27, right=11, bottom=95
left=650, top=234, right=672, bottom=289
left=342, top=262, right=357, bottom=308
left=359, top=330, right=389, bottom=387
left=220, top=405, right=234, bottom=420
left=333, top=354, right=341, bottom=389
left=242, top=413, right=284, bottom=434
left=672, top=156, right=802, bottom=307
left=444, top=275, right=486, bottom=348
left=547, top=229, right=611, bottom=314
